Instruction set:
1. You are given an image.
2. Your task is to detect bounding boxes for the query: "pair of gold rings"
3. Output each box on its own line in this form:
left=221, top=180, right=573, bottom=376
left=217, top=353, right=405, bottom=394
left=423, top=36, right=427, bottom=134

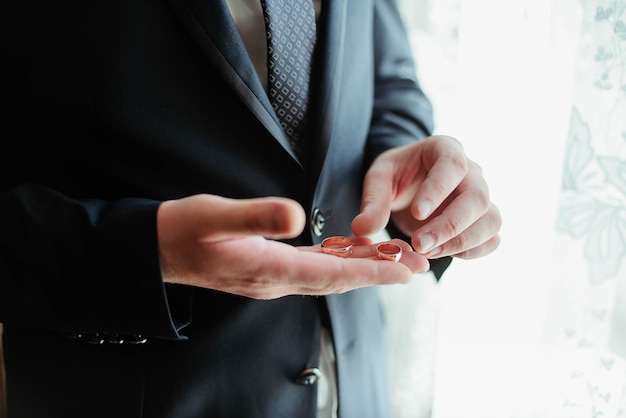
left=320, top=236, right=402, bottom=262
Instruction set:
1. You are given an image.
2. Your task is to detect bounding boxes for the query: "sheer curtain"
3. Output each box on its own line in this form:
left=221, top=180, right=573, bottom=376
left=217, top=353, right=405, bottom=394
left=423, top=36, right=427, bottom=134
left=387, top=0, right=626, bottom=417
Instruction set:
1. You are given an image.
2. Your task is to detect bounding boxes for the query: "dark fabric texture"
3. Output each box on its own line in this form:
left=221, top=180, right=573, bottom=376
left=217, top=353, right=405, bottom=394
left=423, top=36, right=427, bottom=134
left=0, top=0, right=445, bottom=416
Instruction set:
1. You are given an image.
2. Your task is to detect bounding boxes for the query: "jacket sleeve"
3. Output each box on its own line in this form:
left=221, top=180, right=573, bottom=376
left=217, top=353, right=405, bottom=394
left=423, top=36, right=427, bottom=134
left=0, top=2, right=191, bottom=339
left=367, top=0, right=452, bottom=279
left=0, top=184, right=191, bottom=340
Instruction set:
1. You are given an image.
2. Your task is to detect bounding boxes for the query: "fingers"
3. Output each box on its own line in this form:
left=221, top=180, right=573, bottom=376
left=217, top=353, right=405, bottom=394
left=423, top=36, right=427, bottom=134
left=285, top=241, right=430, bottom=295
left=346, top=238, right=414, bottom=259
left=194, top=236, right=429, bottom=300
left=290, top=251, right=429, bottom=296
left=314, top=238, right=429, bottom=274
left=356, top=135, right=501, bottom=260
left=417, top=202, right=502, bottom=259
left=310, top=237, right=412, bottom=259
left=409, top=136, right=469, bottom=220
left=448, top=202, right=502, bottom=259
left=352, top=135, right=470, bottom=237
left=453, top=235, right=501, bottom=259
left=412, top=160, right=489, bottom=253
left=351, top=160, right=395, bottom=237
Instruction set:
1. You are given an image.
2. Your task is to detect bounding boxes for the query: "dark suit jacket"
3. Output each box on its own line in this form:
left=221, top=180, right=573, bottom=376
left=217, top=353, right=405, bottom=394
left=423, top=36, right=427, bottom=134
left=0, top=0, right=450, bottom=416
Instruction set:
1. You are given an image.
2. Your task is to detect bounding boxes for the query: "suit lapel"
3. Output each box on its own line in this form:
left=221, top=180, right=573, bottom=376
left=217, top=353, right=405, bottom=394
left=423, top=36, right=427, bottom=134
left=167, top=0, right=300, bottom=162
left=167, top=0, right=347, bottom=171
left=306, top=0, right=347, bottom=182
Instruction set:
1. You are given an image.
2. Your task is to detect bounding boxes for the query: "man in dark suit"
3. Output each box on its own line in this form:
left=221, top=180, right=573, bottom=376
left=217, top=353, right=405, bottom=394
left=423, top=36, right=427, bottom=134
left=0, top=0, right=501, bottom=416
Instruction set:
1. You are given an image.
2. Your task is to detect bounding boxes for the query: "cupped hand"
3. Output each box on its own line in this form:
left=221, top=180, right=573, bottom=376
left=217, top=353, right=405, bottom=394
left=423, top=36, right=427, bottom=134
left=351, top=135, right=502, bottom=260
left=157, top=194, right=429, bottom=300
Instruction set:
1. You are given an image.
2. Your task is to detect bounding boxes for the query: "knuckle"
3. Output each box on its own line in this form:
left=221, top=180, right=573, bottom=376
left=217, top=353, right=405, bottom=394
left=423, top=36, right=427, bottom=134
left=455, top=235, right=501, bottom=260
left=439, top=147, right=469, bottom=173
left=449, top=153, right=469, bottom=173
left=441, top=232, right=468, bottom=257
left=491, top=235, right=502, bottom=251
left=428, top=177, right=449, bottom=198
left=361, top=191, right=379, bottom=207
left=488, top=204, right=503, bottom=230
left=435, top=134, right=463, bottom=150
left=454, top=232, right=469, bottom=252
left=443, top=215, right=463, bottom=238
left=472, top=189, right=491, bottom=213
left=468, top=159, right=484, bottom=175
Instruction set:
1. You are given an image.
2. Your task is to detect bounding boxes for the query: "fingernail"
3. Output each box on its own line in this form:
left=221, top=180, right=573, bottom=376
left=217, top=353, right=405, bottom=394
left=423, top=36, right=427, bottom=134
left=417, top=200, right=432, bottom=219
left=419, top=233, right=435, bottom=253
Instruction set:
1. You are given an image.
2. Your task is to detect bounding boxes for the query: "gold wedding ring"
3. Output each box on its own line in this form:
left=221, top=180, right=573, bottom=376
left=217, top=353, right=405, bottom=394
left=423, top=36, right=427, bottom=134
left=321, top=236, right=354, bottom=258
left=376, top=243, right=403, bottom=262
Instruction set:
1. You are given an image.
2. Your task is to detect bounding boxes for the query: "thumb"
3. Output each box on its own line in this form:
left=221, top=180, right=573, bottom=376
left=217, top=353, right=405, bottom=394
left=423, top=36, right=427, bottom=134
left=351, top=164, right=394, bottom=237
left=209, top=196, right=306, bottom=240
left=161, top=194, right=306, bottom=242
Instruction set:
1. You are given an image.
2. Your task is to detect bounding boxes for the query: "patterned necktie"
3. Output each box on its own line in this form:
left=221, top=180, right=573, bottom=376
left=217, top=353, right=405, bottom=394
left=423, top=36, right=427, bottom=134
left=260, top=0, right=317, bottom=160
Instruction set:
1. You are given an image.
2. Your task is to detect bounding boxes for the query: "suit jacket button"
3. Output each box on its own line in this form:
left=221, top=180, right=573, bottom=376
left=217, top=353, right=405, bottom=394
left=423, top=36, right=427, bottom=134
left=105, top=334, right=125, bottom=345
left=295, top=368, right=322, bottom=385
left=311, top=208, right=326, bottom=237
left=63, top=332, right=83, bottom=340
left=85, top=333, right=105, bottom=345
left=127, top=334, right=148, bottom=345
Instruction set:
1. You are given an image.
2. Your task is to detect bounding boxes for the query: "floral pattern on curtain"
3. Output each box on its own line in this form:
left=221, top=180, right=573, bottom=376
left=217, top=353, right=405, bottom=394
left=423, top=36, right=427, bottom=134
left=539, top=1, right=626, bottom=416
